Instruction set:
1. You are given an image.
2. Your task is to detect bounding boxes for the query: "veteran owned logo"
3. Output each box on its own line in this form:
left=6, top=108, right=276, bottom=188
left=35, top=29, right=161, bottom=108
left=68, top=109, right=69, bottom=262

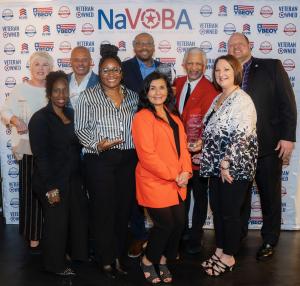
left=77, top=41, right=95, bottom=52
left=278, top=42, right=296, bottom=54
left=176, top=41, right=195, bottom=54
left=279, top=6, right=298, bottom=18
left=2, top=26, right=20, bottom=38
left=76, top=6, right=94, bottom=18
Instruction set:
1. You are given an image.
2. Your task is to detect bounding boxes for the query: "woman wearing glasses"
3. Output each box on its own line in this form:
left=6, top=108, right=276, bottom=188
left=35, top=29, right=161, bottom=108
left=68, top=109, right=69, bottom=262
left=75, top=44, right=138, bottom=279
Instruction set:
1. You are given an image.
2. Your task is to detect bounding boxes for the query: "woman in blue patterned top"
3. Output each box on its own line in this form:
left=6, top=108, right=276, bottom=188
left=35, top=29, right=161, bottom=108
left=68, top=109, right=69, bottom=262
left=199, top=55, right=258, bottom=276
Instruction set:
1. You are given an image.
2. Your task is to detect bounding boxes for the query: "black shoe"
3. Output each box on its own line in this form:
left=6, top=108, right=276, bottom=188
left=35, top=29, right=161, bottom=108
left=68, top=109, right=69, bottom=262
left=115, top=259, right=128, bottom=275
left=185, top=241, right=203, bottom=255
left=56, top=267, right=76, bottom=277
left=102, top=265, right=117, bottom=279
left=256, top=243, right=274, bottom=261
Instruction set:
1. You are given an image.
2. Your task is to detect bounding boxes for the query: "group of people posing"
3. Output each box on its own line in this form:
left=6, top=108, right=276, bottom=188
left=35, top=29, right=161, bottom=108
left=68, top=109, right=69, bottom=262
left=0, top=32, right=297, bottom=284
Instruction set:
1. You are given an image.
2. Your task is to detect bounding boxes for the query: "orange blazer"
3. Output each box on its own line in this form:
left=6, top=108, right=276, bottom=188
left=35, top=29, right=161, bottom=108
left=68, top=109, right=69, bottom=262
left=132, top=109, right=192, bottom=208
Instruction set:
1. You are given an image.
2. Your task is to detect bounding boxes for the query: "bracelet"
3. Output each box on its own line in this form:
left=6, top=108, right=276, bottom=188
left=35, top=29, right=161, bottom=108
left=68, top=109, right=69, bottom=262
left=46, top=189, right=59, bottom=199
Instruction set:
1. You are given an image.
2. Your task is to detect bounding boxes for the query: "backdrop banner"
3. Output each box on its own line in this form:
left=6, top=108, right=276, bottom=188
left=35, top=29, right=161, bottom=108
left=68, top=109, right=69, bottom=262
left=0, top=0, right=299, bottom=228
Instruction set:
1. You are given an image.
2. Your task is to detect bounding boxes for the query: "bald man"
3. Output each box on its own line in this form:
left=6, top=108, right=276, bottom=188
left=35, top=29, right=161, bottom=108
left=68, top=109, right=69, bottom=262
left=228, top=32, right=297, bottom=261
left=68, top=46, right=98, bottom=108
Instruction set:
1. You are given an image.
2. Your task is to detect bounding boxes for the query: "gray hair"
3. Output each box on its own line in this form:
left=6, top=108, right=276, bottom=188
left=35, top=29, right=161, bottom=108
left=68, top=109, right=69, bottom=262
left=182, top=47, right=207, bottom=65
left=29, top=51, right=54, bottom=70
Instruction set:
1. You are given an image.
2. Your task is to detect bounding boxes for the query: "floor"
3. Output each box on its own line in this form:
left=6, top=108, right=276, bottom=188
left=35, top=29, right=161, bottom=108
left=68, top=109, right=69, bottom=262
left=0, top=224, right=299, bottom=286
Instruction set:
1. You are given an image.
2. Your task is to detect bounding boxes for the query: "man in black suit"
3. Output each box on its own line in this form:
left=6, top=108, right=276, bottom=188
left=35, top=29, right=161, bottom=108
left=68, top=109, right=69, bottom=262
left=228, top=32, right=297, bottom=260
left=122, top=32, right=161, bottom=258
left=122, top=32, right=160, bottom=94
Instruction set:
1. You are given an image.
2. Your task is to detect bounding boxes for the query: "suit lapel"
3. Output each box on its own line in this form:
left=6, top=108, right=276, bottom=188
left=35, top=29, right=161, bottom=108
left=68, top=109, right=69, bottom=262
left=246, top=58, right=259, bottom=99
left=132, top=58, right=144, bottom=83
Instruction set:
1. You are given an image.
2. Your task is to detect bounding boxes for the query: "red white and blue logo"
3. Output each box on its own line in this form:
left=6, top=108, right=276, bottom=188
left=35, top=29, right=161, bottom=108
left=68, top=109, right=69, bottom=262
left=158, top=40, right=171, bottom=53
left=218, top=41, right=227, bottom=53
left=257, top=24, right=278, bottom=34
left=218, top=5, right=227, bottom=17
left=233, top=5, right=254, bottom=16
left=33, top=7, right=53, bottom=17
left=284, top=23, right=296, bottom=36
left=21, top=43, right=29, bottom=54
left=59, top=41, right=72, bottom=53
left=283, top=59, right=295, bottom=72
left=42, top=25, right=51, bottom=36
left=19, top=8, right=27, bottom=19
left=242, top=23, right=251, bottom=35
left=259, top=41, right=272, bottom=54
left=34, top=42, right=54, bottom=52
left=58, top=6, right=71, bottom=18
left=118, top=41, right=126, bottom=52
left=81, top=23, right=94, bottom=35
left=56, top=24, right=76, bottom=34
left=57, top=58, right=71, bottom=69
left=260, top=6, right=273, bottom=18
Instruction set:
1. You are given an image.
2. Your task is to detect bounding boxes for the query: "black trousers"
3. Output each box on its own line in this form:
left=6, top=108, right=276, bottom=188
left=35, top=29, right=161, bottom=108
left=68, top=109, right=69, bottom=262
left=185, top=172, right=208, bottom=242
left=241, top=153, right=282, bottom=246
left=145, top=201, right=185, bottom=264
left=84, top=149, right=137, bottom=265
left=40, top=175, right=88, bottom=273
left=210, top=178, right=250, bottom=256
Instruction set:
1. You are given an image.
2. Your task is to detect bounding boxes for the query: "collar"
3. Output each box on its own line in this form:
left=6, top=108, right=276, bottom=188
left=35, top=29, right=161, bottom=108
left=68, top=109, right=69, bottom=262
left=186, top=75, right=203, bottom=90
left=243, top=57, right=253, bottom=69
left=71, top=69, right=92, bottom=85
left=45, top=101, right=72, bottom=117
left=136, top=57, right=155, bottom=69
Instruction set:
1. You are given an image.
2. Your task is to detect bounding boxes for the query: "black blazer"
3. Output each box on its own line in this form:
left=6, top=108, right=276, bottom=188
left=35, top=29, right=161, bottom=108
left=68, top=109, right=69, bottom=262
left=122, top=57, right=160, bottom=94
left=246, top=57, right=297, bottom=157
left=29, top=103, right=82, bottom=196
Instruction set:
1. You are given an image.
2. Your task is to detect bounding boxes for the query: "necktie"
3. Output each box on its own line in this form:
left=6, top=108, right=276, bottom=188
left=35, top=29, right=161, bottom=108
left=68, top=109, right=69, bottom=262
left=183, top=83, right=191, bottom=108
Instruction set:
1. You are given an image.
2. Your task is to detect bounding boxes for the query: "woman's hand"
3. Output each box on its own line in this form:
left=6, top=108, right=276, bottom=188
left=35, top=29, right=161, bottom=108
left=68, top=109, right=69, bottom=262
left=97, top=138, right=124, bottom=152
left=46, top=189, right=60, bottom=205
left=220, top=160, right=233, bottom=184
left=176, top=171, right=190, bottom=187
left=188, top=139, right=202, bottom=153
left=10, top=116, right=28, bottom=134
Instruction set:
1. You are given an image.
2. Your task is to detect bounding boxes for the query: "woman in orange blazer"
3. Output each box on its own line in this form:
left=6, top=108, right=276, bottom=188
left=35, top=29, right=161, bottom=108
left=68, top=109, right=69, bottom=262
left=132, top=72, right=192, bottom=284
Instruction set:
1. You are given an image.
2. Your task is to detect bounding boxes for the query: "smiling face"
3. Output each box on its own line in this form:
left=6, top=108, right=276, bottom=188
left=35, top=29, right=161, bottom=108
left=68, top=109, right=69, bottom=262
left=70, top=47, right=92, bottom=77
left=183, top=52, right=206, bottom=82
left=214, top=59, right=235, bottom=91
left=228, top=33, right=252, bottom=65
left=30, top=56, right=51, bottom=82
left=147, top=78, right=168, bottom=109
left=133, top=33, right=155, bottom=63
left=99, top=58, right=122, bottom=89
left=50, top=79, right=69, bottom=109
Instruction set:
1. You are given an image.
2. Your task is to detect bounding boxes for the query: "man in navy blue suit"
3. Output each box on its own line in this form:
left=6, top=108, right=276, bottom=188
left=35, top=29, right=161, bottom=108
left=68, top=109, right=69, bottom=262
left=122, top=32, right=160, bottom=94
left=68, top=46, right=98, bottom=109
left=122, top=33, right=161, bottom=258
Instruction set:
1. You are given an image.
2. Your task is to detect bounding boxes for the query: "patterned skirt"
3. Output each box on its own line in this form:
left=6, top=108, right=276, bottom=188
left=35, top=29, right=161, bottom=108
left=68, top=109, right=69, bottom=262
left=18, top=154, right=43, bottom=241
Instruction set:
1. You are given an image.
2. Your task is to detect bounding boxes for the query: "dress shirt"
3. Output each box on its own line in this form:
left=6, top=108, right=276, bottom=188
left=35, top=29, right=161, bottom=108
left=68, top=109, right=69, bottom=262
left=241, top=57, right=253, bottom=91
left=178, top=76, right=202, bottom=115
left=75, top=83, right=138, bottom=154
left=137, top=58, right=156, bottom=79
left=69, top=70, right=93, bottom=108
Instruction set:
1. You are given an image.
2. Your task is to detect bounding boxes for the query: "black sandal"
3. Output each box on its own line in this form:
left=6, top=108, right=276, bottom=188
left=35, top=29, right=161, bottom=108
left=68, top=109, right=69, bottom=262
left=140, top=261, right=161, bottom=284
left=201, top=253, right=220, bottom=269
left=205, top=258, right=235, bottom=277
left=159, top=264, right=172, bottom=284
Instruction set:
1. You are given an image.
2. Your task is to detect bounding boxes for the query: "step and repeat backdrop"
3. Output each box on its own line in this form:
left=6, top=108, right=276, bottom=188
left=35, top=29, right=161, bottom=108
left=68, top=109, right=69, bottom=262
left=0, top=0, right=299, bottom=228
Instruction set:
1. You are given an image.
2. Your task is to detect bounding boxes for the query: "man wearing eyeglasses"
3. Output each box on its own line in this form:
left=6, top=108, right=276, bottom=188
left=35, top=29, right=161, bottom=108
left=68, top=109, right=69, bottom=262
left=68, top=46, right=98, bottom=108
left=122, top=32, right=160, bottom=94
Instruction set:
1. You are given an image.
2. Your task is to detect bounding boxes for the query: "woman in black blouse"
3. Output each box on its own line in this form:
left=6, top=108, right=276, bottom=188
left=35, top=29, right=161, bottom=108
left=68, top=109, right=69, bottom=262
left=29, top=71, right=88, bottom=276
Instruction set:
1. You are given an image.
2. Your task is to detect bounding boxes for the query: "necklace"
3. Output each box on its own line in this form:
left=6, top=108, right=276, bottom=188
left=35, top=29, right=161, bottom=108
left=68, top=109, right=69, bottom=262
left=215, top=86, right=239, bottom=110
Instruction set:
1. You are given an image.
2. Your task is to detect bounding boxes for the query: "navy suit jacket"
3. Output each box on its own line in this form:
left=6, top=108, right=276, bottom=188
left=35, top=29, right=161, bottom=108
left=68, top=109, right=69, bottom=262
left=245, top=57, right=297, bottom=157
left=122, top=57, right=160, bottom=94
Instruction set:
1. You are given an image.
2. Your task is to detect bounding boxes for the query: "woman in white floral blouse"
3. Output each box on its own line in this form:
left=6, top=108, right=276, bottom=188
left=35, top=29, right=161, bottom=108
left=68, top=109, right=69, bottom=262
left=199, top=54, right=258, bottom=277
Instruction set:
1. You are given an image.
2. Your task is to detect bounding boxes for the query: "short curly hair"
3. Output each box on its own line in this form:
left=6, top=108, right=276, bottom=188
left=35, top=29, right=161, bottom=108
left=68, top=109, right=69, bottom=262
left=45, top=70, right=68, bottom=100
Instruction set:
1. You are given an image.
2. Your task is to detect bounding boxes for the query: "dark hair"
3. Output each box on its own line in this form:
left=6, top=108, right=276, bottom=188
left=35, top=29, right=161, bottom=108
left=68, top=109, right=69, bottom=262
left=98, top=44, right=122, bottom=74
left=45, top=70, right=68, bottom=100
left=138, top=72, right=178, bottom=117
left=212, top=55, right=242, bottom=91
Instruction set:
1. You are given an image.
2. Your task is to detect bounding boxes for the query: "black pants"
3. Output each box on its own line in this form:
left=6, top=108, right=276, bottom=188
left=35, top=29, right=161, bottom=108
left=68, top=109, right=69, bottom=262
left=84, top=150, right=137, bottom=265
left=40, top=175, right=88, bottom=273
left=185, top=172, right=208, bottom=242
left=241, top=153, right=282, bottom=246
left=210, top=178, right=250, bottom=256
left=145, top=201, right=185, bottom=264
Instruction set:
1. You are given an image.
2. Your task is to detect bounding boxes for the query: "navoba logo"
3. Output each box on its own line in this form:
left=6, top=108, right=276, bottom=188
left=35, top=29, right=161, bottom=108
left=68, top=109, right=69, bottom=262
left=98, top=8, right=192, bottom=30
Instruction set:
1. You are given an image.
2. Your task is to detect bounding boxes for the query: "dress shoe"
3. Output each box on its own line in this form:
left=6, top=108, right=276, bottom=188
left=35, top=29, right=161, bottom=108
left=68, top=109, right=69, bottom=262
left=185, top=241, right=203, bottom=255
left=128, top=239, right=147, bottom=258
left=56, top=267, right=76, bottom=277
left=256, top=243, right=274, bottom=261
left=102, top=265, right=117, bottom=279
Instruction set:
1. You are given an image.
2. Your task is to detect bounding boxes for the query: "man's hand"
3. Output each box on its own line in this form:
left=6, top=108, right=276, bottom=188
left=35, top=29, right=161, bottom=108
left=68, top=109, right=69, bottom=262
left=275, top=140, right=295, bottom=164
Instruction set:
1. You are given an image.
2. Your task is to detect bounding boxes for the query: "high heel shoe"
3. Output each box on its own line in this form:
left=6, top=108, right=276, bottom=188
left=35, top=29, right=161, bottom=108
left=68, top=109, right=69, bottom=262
left=140, top=260, right=161, bottom=284
left=204, top=258, right=235, bottom=277
left=102, top=264, right=117, bottom=279
left=115, top=258, right=128, bottom=275
left=201, top=253, right=220, bottom=269
left=158, top=264, right=172, bottom=284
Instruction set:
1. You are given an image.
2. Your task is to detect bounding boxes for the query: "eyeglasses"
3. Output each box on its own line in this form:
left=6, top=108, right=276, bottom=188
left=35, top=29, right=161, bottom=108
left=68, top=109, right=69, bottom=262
left=100, top=67, right=122, bottom=75
left=134, top=41, right=154, bottom=48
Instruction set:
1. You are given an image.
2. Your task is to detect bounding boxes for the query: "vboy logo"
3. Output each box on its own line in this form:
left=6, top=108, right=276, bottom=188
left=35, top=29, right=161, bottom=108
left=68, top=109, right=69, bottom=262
left=4, top=43, right=15, bottom=55
left=5, top=77, right=16, bottom=88
left=234, top=5, right=254, bottom=16
left=260, top=6, right=273, bottom=18
left=200, top=5, right=212, bottom=17
left=2, top=9, right=13, bottom=21
left=8, top=167, right=19, bottom=178
left=19, top=8, right=27, bottom=19
left=57, top=58, right=71, bottom=69
left=76, top=6, right=94, bottom=18
left=283, top=59, right=295, bottom=72
left=33, top=7, right=53, bottom=17
left=81, top=23, right=94, bottom=35
left=34, top=42, right=54, bottom=52
left=218, top=41, right=227, bottom=53
left=278, top=42, right=296, bottom=54
left=259, top=41, right=272, bottom=54
left=224, top=23, right=236, bottom=35
left=257, top=24, right=278, bottom=34
left=200, top=41, right=212, bottom=53
left=59, top=41, right=72, bottom=53
left=98, top=8, right=192, bottom=30
left=279, top=6, right=298, bottom=18
left=56, top=24, right=76, bottom=34
left=284, top=23, right=296, bottom=36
